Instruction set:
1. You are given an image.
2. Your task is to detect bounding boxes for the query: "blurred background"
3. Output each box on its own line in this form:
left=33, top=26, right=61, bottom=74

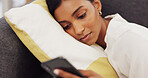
left=0, top=0, right=34, bottom=18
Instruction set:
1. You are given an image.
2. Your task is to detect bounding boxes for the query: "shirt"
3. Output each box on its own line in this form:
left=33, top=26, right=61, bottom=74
left=104, top=13, right=148, bottom=78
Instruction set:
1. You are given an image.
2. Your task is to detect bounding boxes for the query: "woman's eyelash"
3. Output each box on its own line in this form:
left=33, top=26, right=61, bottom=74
left=78, top=12, right=86, bottom=19
left=63, top=12, right=86, bottom=30
left=63, top=24, right=71, bottom=30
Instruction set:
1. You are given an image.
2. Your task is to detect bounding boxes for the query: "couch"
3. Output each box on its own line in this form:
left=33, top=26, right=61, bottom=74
left=0, top=0, right=148, bottom=78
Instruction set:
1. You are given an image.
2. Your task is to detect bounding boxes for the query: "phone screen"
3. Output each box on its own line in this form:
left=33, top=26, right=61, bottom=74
left=41, top=57, right=84, bottom=78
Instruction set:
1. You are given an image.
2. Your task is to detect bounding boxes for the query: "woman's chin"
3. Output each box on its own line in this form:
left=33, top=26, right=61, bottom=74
left=84, top=41, right=96, bottom=46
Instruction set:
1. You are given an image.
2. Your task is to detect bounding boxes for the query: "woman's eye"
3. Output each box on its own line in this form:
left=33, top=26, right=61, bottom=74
left=78, top=12, right=86, bottom=19
left=63, top=24, right=71, bottom=30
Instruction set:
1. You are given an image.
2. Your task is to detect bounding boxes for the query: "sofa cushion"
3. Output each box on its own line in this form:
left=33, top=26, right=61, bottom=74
left=0, top=17, right=52, bottom=78
left=101, top=0, right=148, bottom=27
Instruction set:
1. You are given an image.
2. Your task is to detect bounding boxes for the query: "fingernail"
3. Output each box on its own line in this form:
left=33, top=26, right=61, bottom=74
left=54, top=69, right=59, bottom=75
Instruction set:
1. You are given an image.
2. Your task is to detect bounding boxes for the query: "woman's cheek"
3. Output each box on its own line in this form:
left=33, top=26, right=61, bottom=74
left=66, top=29, right=79, bottom=40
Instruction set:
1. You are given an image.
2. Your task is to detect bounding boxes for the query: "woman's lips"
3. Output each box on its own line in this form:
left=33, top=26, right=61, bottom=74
left=80, top=32, right=91, bottom=42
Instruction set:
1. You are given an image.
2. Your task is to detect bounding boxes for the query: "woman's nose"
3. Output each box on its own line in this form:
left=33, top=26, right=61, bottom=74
left=73, top=21, right=84, bottom=35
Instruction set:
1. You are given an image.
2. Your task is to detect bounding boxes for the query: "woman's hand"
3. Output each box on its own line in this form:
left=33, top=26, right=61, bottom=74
left=54, top=69, right=104, bottom=78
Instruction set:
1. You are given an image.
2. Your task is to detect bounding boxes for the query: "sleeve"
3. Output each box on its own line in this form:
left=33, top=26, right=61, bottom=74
left=115, top=31, right=148, bottom=78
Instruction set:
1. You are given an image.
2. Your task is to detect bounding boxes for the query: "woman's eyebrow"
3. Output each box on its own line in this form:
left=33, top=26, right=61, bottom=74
left=58, top=20, right=67, bottom=24
left=58, top=6, right=84, bottom=24
left=72, top=6, right=84, bottom=16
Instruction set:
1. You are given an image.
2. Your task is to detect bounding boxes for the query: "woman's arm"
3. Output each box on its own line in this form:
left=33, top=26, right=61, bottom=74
left=111, top=31, right=148, bottom=78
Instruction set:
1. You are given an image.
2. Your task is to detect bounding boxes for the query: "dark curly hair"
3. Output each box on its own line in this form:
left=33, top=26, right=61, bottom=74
left=46, top=0, right=94, bottom=18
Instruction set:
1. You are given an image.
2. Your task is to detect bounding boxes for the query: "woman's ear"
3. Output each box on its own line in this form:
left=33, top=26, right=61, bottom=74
left=93, top=0, right=102, bottom=12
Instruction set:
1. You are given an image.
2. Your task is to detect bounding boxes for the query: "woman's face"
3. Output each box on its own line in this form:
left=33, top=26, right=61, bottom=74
left=54, top=0, right=103, bottom=45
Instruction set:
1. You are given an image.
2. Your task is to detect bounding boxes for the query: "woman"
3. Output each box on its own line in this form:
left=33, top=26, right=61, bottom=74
left=46, top=0, right=148, bottom=78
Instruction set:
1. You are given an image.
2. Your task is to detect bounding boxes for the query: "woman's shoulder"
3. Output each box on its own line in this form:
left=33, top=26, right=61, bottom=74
left=105, top=13, right=148, bottom=42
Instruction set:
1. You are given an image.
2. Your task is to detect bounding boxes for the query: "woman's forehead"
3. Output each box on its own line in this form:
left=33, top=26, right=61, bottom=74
left=59, top=0, right=89, bottom=9
left=54, top=0, right=92, bottom=18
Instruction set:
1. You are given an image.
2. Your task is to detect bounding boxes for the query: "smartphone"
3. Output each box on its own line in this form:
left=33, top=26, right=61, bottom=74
left=41, top=57, right=85, bottom=78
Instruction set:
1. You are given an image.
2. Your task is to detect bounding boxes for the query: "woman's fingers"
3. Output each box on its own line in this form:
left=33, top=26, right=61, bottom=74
left=54, top=69, right=81, bottom=78
left=53, top=69, right=104, bottom=78
left=79, top=69, right=103, bottom=78
left=79, top=70, right=94, bottom=76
